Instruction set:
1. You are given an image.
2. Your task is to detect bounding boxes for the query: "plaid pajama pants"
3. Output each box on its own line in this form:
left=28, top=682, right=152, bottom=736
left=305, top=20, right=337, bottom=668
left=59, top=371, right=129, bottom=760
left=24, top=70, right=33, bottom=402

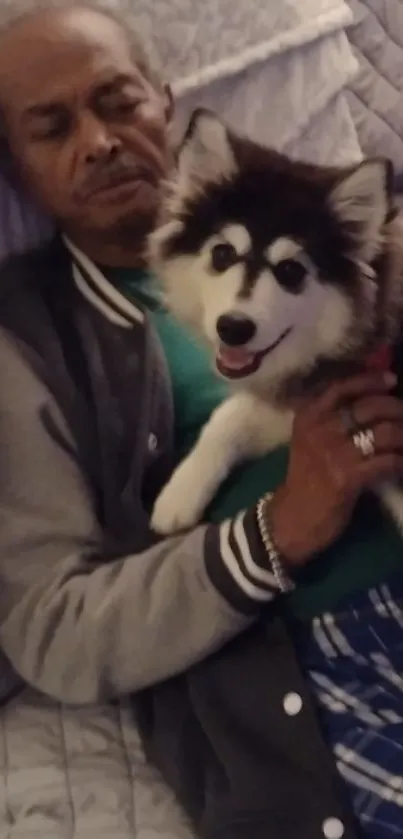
left=295, top=575, right=403, bottom=838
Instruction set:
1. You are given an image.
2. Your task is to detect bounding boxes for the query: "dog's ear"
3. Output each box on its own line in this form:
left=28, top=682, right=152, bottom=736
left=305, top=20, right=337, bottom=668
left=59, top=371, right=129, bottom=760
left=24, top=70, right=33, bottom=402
left=330, top=158, right=393, bottom=262
left=174, top=109, right=237, bottom=202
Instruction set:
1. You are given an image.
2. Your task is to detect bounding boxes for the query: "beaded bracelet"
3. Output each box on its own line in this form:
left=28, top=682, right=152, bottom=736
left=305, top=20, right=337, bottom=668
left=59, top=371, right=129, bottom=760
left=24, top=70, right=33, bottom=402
left=256, top=494, right=296, bottom=594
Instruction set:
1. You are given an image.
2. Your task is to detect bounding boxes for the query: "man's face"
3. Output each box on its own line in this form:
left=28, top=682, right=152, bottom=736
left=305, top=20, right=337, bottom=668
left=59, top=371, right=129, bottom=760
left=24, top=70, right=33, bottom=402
left=0, top=7, right=173, bottom=240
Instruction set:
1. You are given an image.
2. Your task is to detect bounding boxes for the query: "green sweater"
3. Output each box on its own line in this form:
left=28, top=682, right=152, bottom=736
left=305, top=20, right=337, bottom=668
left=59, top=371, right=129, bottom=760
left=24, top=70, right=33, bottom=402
left=106, top=267, right=403, bottom=619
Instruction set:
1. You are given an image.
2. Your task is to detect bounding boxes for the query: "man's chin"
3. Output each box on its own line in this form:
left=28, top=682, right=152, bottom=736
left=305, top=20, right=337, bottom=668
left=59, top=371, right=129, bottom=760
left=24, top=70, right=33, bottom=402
left=85, top=202, right=158, bottom=238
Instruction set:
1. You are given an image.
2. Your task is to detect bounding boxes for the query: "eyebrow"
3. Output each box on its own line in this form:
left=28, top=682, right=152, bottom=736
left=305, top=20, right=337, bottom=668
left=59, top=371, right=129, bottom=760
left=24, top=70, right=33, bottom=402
left=22, top=73, right=139, bottom=123
left=266, top=237, right=303, bottom=265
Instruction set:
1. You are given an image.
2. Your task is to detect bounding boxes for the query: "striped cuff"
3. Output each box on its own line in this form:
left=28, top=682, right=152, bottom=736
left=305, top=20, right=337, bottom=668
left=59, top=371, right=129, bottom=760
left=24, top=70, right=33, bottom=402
left=205, top=509, right=283, bottom=615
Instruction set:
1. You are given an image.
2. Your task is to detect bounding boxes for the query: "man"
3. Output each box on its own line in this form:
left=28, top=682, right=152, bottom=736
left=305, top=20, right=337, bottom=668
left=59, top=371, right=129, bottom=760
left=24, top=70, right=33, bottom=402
left=0, top=2, right=402, bottom=838
left=0, top=0, right=261, bottom=703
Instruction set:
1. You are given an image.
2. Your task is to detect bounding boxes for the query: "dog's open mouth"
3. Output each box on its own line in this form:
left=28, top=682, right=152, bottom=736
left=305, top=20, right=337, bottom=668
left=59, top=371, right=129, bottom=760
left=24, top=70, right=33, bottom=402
left=216, top=327, right=292, bottom=379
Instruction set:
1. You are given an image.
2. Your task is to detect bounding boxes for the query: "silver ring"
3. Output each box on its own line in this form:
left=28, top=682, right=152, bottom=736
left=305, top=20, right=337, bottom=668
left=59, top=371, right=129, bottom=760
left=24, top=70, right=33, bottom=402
left=352, top=428, right=375, bottom=458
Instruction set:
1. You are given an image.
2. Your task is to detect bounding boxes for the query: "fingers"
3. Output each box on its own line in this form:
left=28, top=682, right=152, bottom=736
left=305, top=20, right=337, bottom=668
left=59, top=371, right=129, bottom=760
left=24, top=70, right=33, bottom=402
left=328, top=420, right=403, bottom=496
left=315, top=371, right=396, bottom=417
left=349, top=396, right=403, bottom=429
left=341, top=421, right=403, bottom=473
left=343, top=421, right=403, bottom=490
left=358, top=453, right=403, bottom=488
left=369, top=422, right=403, bottom=454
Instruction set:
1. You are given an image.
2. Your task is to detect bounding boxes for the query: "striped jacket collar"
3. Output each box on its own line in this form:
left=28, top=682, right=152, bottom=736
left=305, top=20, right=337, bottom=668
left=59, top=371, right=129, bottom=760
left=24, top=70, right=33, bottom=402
left=64, top=237, right=145, bottom=328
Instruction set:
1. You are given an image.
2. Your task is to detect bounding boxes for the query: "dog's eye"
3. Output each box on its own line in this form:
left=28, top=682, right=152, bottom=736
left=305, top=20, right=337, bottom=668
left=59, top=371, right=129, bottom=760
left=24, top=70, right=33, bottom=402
left=211, top=243, right=238, bottom=273
left=273, top=259, right=307, bottom=293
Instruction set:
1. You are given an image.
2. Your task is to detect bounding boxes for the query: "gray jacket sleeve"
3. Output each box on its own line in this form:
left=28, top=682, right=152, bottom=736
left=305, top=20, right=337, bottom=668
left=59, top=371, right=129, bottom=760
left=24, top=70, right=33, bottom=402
left=0, top=330, right=279, bottom=704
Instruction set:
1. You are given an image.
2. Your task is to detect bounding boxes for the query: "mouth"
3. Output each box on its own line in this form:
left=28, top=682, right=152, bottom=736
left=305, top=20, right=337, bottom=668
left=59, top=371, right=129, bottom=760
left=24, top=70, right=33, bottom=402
left=93, top=178, right=150, bottom=205
left=216, top=327, right=292, bottom=379
left=83, top=166, right=158, bottom=201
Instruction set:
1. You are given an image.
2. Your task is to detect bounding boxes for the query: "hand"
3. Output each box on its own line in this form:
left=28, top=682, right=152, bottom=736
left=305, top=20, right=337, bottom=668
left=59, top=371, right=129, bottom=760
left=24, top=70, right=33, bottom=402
left=267, top=371, right=403, bottom=566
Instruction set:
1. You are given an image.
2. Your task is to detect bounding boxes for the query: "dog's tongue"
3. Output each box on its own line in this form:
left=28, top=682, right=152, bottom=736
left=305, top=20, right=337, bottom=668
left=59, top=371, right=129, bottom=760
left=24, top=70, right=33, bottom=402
left=217, top=345, right=254, bottom=370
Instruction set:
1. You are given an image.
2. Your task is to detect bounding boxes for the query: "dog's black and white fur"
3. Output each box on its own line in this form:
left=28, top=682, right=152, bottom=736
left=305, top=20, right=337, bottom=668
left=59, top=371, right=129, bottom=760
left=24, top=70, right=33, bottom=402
left=149, top=109, right=403, bottom=536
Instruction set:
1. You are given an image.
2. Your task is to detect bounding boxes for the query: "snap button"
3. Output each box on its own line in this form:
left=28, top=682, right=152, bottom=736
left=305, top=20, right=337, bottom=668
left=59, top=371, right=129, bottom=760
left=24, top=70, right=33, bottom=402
left=148, top=432, right=158, bottom=453
left=283, top=692, right=303, bottom=716
left=322, top=817, right=344, bottom=839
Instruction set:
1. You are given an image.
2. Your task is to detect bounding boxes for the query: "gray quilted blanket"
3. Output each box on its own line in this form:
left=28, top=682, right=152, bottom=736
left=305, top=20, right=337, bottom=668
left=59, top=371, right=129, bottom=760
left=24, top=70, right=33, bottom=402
left=0, top=688, right=193, bottom=838
left=346, top=0, right=403, bottom=172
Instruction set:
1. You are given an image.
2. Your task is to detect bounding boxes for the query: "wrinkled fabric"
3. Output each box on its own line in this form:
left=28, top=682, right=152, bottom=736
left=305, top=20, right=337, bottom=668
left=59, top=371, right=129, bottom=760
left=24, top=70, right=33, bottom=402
left=346, top=0, right=403, bottom=173
left=173, top=32, right=360, bottom=164
left=0, top=688, right=194, bottom=839
left=124, top=0, right=354, bottom=94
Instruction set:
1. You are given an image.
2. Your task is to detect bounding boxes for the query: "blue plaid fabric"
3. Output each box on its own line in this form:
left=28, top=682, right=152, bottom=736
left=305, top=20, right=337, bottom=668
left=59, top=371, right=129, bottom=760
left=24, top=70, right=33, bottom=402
left=295, top=575, right=403, bottom=838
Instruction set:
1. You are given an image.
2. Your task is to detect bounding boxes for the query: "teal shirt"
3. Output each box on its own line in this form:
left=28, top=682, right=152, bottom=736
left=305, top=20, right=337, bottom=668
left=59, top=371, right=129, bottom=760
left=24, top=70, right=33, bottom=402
left=106, top=267, right=227, bottom=455
left=105, top=267, right=403, bottom=620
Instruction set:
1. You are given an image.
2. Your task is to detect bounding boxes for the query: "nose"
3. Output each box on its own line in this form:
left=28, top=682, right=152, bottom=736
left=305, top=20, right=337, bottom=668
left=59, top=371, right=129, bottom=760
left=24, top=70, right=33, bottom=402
left=216, top=313, right=257, bottom=346
left=80, top=114, right=122, bottom=165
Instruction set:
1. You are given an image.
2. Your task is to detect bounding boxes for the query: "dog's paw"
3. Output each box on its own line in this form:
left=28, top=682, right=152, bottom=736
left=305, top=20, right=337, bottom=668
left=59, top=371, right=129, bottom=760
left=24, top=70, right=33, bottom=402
left=151, top=465, right=207, bottom=535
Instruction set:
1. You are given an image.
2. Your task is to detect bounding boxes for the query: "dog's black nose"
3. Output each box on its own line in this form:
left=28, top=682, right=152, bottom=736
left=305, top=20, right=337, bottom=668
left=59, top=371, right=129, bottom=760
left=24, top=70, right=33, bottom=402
left=216, top=313, right=256, bottom=346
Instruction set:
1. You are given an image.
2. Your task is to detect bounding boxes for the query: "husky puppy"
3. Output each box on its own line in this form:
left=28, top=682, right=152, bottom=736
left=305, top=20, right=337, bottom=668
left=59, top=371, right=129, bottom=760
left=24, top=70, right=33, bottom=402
left=149, top=109, right=403, bottom=536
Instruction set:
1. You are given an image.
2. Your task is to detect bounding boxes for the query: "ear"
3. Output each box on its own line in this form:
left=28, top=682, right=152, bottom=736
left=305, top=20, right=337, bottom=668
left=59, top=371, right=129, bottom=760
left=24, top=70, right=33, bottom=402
left=330, top=158, right=393, bottom=262
left=175, top=109, right=237, bottom=200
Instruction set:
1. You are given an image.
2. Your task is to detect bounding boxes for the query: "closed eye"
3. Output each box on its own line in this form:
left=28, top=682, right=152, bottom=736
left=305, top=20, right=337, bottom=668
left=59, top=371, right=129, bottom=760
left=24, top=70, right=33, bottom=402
left=101, top=97, right=142, bottom=118
left=30, top=117, right=71, bottom=142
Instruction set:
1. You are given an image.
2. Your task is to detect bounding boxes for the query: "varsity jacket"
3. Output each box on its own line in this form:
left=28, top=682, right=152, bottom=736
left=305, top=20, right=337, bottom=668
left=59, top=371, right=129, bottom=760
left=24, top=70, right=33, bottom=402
left=0, top=239, right=359, bottom=839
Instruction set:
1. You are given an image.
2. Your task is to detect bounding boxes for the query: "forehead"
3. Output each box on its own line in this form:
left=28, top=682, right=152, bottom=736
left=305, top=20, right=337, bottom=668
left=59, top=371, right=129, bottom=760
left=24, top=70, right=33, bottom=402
left=0, top=8, right=144, bottom=116
left=166, top=165, right=353, bottom=285
left=181, top=170, right=330, bottom=255
left=219, top=224, right=303, bottom=262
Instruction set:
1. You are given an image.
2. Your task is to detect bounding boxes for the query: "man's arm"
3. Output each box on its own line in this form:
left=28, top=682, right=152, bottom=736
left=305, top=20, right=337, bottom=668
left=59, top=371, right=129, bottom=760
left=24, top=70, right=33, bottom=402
left=0, top=330, right=278, bottom=704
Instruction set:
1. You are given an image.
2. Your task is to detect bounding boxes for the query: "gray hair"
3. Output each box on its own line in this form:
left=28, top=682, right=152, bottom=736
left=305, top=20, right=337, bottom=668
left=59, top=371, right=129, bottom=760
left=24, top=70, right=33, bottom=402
left=0, top=0, right=163, bottom=88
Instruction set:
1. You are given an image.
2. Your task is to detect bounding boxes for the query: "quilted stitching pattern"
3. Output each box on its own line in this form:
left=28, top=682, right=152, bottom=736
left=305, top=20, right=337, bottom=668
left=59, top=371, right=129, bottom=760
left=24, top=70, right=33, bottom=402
left=0, top=689, right=194, bottom=838
left=173, top=31, right=360, bottom=161
left=114, top=0, right=353, bottom=93
left=346, top=0, right=403, bottom=171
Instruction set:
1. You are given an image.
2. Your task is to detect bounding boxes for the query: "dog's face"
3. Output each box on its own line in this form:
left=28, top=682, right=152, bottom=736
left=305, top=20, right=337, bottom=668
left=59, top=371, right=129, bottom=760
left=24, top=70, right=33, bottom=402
left=150, top=110, right=393, bottom=388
